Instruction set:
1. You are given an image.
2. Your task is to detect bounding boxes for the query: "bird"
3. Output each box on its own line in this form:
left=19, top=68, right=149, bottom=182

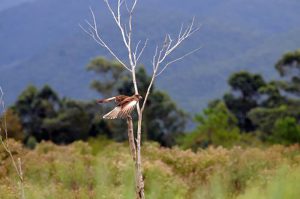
left=97, top=94, right=143, bottom=119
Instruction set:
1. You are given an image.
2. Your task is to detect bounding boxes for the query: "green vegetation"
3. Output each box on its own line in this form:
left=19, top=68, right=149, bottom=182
left=2, top=50, right=300, bottom=198
left=180, top=102, right=241, bottom=149
left=2, top=139, right=300, bottom=198
left=11, top=85, right=102, bottom=145
left=180, top=49, right=300, bottom=149
left=6, top=50, right=300, bottom=150
left=272, top=117, right=300, bottom=145
left=8, top=58, right=186, bottom=147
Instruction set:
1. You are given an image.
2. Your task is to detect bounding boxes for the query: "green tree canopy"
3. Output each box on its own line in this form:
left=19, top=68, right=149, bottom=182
left=248, top=50, right=300, bottom=138
left=275, top=49, right=300, bottom=96
left=224, top=71, right=266, bottom=131
left=275, top=49, right=300, bottom=76
left=228, top=71, right=266, bottom=100
left=87, top=57, right=125, bottom=97
left=13, top=85, right=61, bottom=141
left=12, top=85, right=104, bottom=144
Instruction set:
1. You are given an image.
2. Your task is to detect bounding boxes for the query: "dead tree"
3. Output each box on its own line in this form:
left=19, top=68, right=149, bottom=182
left=80, top=0, right=200, bottom=198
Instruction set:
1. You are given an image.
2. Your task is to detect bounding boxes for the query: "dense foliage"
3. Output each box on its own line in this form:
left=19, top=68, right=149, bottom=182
left=10, top=85, right=102, bottom=146
left=7, top=57, right=186, bottom=147
left=5, top=50, right=300, bottom=149
left=181, top=49, right=300, bottom=149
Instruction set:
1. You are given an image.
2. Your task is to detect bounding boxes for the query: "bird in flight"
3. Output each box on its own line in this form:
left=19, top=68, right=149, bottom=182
left=97, top=94, right=143, bottom=119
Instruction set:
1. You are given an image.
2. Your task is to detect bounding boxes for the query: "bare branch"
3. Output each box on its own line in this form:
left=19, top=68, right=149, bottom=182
left=104, top=0, right=129, bottom=49
left=152, top=45, right=159, bottom=71
left=124, top=24, right=129, bottom=39
left=102, top=0, right=141, bottom=70
left=141, top=74, right=155, bottom=112
left=151, top=19, right=201, bottom=75
left=125, top=0, right=130, bottom=13
left=134, top=40, right=141, bottom=57
left=136, top=39, right=148, bottom=63
left=142, top=19, right=201, bottom=115
left=117, top=0, right=124, bottom=22
left=132, top=0, right=138, bottom=12
left=178, top=23, right=184, bottom=39
left=156, top=46, right=202, bottom=77
left=80, top=8, right=131, bottom=71
left=104, top=0, right=119, bottom=23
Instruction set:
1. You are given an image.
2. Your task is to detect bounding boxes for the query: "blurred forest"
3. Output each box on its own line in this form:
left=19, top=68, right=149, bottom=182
left=1, top=46, right=300, bottom=199
left=2, top=50, right=300, bottom=150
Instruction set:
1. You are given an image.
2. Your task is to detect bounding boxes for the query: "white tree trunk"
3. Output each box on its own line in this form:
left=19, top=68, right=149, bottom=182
left=135, top=113, right=145, bottom=199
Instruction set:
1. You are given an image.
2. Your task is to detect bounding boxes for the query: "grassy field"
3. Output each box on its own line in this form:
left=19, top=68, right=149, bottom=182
left=1, top=138, right=300, bottom=199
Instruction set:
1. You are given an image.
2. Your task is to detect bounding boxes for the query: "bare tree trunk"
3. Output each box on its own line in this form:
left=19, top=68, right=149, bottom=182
left=127, top=114, right=145, bottom=199
left=135, top=113, right=145, bottom=199
left=127, top=116, right=136, bottom=161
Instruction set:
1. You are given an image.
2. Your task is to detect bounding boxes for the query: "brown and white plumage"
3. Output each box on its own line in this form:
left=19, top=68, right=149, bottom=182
left=97, top=94, right=142, bottom=119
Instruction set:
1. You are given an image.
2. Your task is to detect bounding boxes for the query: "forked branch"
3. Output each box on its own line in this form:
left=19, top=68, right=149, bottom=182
left=141, top=19, right=201, bottom=112
left=79, top=7, right=131, bottom=71
left=80, top=0, right=147, bottom=72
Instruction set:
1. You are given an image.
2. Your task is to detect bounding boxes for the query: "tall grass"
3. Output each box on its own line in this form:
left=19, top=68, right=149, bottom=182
left=1, top=138, right=300, bottom=198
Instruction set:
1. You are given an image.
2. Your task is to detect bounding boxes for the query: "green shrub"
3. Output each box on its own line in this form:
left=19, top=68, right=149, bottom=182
left=181, top=102, right=241, bottom=149
left=272, top=117, right=300, bottom=144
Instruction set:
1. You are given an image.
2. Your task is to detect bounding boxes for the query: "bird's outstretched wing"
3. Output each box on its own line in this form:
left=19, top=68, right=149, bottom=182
left=103, top=97, right=138, bottom=119
left=97, top=95, right=129, bottom=104
left=103, top=106, right=122, bottom=119
left=118, top=100, right=137, bottom=118
left=99, top=95, right=140, bottom=119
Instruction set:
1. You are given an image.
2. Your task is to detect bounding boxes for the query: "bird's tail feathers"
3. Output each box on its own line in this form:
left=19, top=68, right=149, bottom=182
left=103, top=107, right=121, bottom=119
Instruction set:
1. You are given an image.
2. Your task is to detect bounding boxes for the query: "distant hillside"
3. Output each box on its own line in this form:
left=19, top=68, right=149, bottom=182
left=0, top=0, right=300, bottom=112
left=0, top=0, right=35, bottom=11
